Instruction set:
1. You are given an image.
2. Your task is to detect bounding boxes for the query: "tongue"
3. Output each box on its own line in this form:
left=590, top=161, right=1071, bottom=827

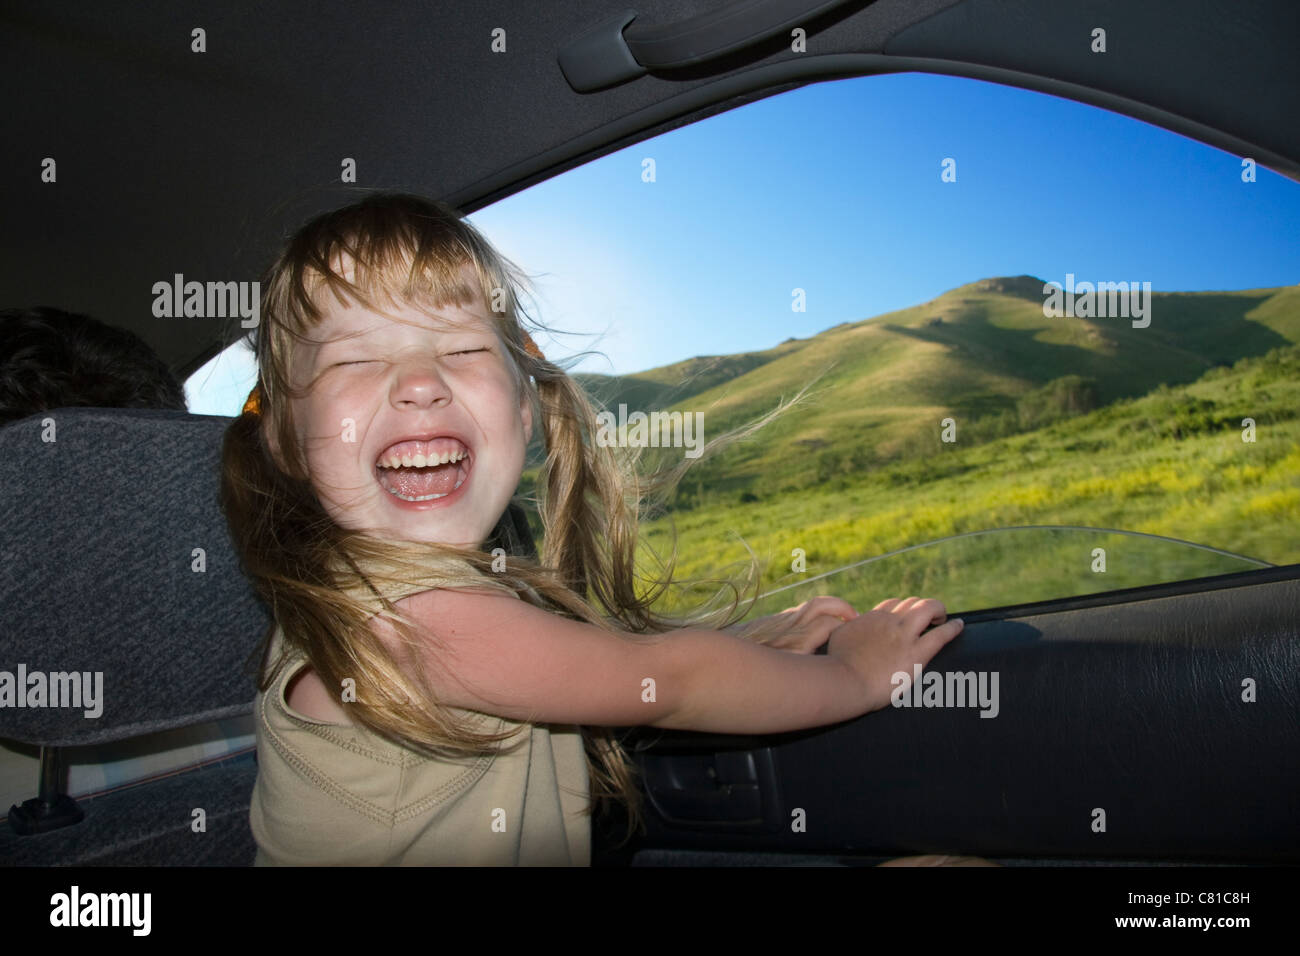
left=379, top=462, right=463, bottom=498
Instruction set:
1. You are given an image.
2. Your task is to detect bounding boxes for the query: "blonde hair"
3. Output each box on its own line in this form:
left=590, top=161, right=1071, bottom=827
left=220, top=192, right=813, bottom=845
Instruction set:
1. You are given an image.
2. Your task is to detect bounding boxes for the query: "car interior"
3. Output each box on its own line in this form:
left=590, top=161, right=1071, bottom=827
left=2, top=0, right=1297, bottom=867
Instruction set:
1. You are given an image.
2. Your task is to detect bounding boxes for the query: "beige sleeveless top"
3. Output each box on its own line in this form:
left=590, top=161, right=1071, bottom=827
left=248, top=558, right=592, bottom=866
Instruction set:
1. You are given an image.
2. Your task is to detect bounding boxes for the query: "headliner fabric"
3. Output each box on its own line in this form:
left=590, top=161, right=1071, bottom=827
left=886, top=0, right=1300, bottom=168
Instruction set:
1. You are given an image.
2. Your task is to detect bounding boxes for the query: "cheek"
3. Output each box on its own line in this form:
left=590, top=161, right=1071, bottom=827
left=467, top=367, right=525, bottom=426
left=291, top=399, right=354, bottom=477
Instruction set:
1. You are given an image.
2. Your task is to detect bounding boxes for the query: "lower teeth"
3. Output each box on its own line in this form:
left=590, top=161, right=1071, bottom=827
left=392, top=492, right=444, bottom=501
left=382, top=469, right=467, bottom=502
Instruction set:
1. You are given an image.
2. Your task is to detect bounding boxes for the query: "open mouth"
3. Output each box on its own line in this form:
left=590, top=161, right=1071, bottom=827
left=375, top=438, right=471, bottom=502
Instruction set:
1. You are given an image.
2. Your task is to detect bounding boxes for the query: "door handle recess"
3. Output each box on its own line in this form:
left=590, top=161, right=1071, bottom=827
left=639, top=746, right=785, bottom=830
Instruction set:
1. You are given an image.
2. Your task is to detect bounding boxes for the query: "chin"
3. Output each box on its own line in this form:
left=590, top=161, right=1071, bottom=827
left=398, top=525, right=481, bottom=551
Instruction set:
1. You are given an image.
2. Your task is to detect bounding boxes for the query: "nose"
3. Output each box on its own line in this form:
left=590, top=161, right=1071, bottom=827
left=389, top=358, right=452, bottom=409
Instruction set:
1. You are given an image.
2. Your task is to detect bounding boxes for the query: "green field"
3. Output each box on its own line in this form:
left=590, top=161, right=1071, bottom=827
left=521, top=277, right=1300, bottom=619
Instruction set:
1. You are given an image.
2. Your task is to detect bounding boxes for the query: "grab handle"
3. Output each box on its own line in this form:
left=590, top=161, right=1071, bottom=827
left=559, top=0, right=854, bottom=91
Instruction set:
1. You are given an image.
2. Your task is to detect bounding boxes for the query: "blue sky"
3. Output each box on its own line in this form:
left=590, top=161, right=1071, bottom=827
left=186, top=71, right=1300, bottom=416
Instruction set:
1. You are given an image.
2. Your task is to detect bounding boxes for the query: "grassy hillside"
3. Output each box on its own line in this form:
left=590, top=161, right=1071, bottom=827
left=518, top=277, right=1300, bottom=618
left=637, top=342, right=1300, bottom=618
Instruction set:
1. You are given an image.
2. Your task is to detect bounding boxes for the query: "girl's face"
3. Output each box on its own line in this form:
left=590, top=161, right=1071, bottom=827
left=279, top=276, right=533, bottom=549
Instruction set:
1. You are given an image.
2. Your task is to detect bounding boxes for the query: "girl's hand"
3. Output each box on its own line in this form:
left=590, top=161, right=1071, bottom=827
left=724, top=596, right=858, bottom=654
left=826, top=596, right=965, bottom=713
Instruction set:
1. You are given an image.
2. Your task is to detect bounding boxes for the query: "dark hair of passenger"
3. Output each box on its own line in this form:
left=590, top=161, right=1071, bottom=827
left=0, top=306, right=188, bottom=425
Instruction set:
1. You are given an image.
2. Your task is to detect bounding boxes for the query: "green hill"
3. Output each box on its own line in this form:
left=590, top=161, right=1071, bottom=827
left=526, top=276, right=1299, bottom=507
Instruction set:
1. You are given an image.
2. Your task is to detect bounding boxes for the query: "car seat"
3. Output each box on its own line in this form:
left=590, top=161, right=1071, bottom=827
left=0, top=406, right=539, bottom=865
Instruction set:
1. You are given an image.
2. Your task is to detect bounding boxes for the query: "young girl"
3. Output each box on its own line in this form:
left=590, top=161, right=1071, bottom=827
left=221, top=192, right=967, bottom=866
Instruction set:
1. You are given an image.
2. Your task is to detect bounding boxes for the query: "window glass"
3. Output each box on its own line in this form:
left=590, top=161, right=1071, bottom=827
left=184, top=336, right=257, bottom=417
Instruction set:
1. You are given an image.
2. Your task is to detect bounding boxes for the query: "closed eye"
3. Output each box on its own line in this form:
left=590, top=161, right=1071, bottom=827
left=448, top=348, right=488, bottom=357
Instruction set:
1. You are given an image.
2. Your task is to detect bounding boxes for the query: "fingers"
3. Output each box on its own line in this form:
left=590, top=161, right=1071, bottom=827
left=789, top=596, right=858, bottom=622
left=866, top=596, right=962, bottom=661
left=771, top=614, right=843, bottom=655
left=874, top=595, right=928, bottom=614
left=873, top=596, right=947, bottom=627
left=916, top=617, right=964, bottom=659
left=904, top=598, right=948, bottom=630
left=815, top=595, right=858, bottom=618
left=808, top=613, right=844, bottom=648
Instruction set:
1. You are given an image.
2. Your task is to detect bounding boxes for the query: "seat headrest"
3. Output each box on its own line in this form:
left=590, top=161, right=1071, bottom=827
left=0, top=408, right=271, bottom=746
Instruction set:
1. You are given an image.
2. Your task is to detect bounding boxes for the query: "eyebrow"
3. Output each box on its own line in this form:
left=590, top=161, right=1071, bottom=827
left=311, top=319, right=497, bottom=353
left=312, top=327, right=374, bottom=347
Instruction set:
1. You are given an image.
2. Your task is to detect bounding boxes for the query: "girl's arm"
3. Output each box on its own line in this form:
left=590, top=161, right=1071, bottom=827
left=376, top=586, right=872, bottom=733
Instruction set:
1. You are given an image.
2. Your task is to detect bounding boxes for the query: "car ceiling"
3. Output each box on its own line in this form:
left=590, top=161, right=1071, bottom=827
left=4, top=0, right=1297, bottom=383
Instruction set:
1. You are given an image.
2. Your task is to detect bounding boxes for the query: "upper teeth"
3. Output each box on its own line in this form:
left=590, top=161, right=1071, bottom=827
left=378, top=449, right=468, bottom=468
